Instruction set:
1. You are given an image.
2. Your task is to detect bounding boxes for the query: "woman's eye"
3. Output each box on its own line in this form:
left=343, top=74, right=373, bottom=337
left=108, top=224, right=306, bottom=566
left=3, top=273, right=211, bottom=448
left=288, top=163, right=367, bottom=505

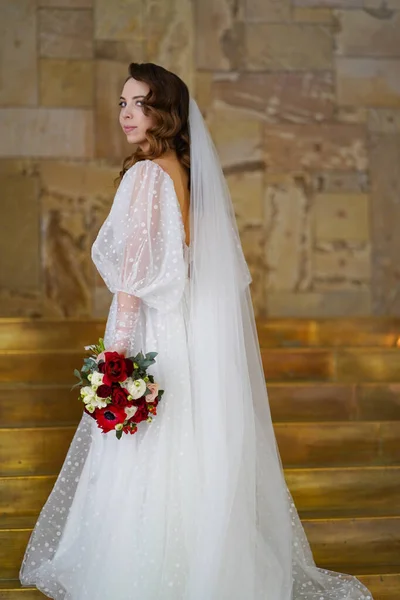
left=118, top=99, right=144, bottom=108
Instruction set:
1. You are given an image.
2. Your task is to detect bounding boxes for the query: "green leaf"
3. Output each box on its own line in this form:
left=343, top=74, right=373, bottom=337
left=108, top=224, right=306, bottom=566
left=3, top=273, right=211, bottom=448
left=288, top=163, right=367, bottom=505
left=83, top=357, right=97, bottom=370
left=116, top=429, right=123, bottom=440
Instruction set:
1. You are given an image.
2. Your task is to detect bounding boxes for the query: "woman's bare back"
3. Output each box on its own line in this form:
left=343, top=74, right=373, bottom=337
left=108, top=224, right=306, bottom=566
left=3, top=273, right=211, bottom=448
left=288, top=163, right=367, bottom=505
left=153, top=153, right=190, bottom=247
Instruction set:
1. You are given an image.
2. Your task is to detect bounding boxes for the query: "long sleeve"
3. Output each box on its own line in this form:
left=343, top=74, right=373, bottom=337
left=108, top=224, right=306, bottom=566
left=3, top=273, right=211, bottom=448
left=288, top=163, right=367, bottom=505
left=91, top=159, right=187, bottom=354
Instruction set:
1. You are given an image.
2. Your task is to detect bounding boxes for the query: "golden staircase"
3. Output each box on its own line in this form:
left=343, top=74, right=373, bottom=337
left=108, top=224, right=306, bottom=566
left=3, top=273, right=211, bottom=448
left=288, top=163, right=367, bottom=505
left=0, top=318, right=399, bottom=599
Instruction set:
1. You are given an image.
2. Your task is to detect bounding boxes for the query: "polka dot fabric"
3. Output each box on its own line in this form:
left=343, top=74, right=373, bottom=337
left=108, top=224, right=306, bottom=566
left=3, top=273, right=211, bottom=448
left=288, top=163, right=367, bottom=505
left=20, top=160, right=195, bottom=598
left=91, top=160, right=188, bottom=355
left=19, top=160, right=374, bottom=600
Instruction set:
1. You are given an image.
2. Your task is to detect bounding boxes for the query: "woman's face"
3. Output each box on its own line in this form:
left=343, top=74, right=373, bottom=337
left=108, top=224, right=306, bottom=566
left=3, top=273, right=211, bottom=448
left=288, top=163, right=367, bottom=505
left=119, top=77, right=154, bottom=150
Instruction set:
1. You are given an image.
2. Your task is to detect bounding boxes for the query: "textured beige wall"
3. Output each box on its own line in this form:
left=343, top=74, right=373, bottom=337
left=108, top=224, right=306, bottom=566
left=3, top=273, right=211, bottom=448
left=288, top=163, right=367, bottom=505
left=1, top=0, right=400, bottom=319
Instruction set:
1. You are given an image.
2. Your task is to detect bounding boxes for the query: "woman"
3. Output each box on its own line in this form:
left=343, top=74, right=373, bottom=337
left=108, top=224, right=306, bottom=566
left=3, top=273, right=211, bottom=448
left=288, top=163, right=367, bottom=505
left=20, top=63, right=374, bottom=600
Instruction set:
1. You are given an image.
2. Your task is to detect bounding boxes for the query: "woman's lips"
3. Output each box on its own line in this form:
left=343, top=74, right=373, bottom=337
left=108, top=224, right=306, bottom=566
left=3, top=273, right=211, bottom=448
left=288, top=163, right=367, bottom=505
left=123, top=126, right=137, bottom=133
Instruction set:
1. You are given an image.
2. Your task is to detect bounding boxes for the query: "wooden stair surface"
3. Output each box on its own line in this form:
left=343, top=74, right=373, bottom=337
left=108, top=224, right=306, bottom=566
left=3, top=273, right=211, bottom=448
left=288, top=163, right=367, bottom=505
left=0, top=318, right=399, bottom=599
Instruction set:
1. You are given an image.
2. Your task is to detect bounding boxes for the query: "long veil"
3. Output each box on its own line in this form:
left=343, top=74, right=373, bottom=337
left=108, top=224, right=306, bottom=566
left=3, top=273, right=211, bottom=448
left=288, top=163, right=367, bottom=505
left=186, top=97, right=374, bottom=600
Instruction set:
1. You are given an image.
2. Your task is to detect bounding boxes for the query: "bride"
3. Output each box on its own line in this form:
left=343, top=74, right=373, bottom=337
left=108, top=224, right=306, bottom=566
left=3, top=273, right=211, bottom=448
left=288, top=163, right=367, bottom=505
left=20, top=62, right=374, bottom=600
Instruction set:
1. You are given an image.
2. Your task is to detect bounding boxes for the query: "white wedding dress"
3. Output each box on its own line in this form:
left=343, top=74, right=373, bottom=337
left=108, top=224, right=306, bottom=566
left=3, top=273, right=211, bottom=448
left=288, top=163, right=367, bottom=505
left=20, top=158, right=374, bottom=600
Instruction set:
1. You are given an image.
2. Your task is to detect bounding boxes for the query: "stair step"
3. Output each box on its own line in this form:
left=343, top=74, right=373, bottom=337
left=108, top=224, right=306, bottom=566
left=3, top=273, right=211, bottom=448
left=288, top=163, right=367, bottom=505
left=277, top=421, right=400, bottom=468
left=0, top=577, right=397, bottom=600
left=285, top=466, right=400, bottom=517
left=1, top=382, right=399, bottom=428
left=357, top=573, right=400, bottom=600
left=261, top=348, right=400, bottom=383
left=0, top=580, right=45, bottom=598
left=301, top=516, right=400, bottom=571
left=0, top=515, right=36, bottom=529
left=0, top=574, right=399, bottom=600
left=256, top=318, right=400, bottom=349
left=2, top=348, right=400, bottom=384
left=0, top=426, right=75, bottom=477
left=0, top=320, right=105, bottom=353
left=349, top=564, right=400, bottom=575
left=2, top=318, right=400, bottom=351
left=1, top=421, right=399, bottom=477
left=0, top=385, right=82, bottom=428
left=269, top=382, right=400, bottom=422
left=0, top=576, right=398, bottom=600
left=0, top=351, right=80, bottom=385
left=1, top=515, right=398, bottom=580
left=0, top=476, right=57, bottom=518
left=1, top=466, right=399, bottom=520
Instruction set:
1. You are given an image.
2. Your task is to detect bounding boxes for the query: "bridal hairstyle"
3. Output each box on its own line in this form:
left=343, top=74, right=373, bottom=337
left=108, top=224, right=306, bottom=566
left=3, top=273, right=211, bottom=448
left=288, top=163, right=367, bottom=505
left=118, top=62, right=191, bottom=186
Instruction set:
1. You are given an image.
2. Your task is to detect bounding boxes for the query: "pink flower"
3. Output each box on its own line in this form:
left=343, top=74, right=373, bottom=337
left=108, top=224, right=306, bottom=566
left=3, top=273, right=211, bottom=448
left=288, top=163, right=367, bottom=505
left=146, top=382, right=159, bottom=403
left=96, top=351, right=106, bottom=364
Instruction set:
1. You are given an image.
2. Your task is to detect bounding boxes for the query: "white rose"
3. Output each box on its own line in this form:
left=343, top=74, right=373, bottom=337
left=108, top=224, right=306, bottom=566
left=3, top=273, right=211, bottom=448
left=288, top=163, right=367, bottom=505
left=80, top=385, right=94, bottom=398
left=123, top=378, right=147, bottom=399
left=81, top=388, right=97, bottom=406
left=85, top=403, right=96, bottom=413
left=93, top=397, right=108, bottom=409
left=88, top=372, right=104, bottom=389
left=125, top=406, right=138, bottom=420
left=81, top=386, right=108, bottom=409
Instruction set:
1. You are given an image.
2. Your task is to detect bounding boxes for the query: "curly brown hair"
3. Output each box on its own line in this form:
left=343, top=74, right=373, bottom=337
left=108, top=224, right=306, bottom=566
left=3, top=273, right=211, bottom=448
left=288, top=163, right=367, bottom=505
left=117, top=62, right=190, bottom=188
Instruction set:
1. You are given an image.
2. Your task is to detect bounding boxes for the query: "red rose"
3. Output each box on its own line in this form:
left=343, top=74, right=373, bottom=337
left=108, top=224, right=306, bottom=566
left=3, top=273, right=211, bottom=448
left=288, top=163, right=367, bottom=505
left=129, top=401, right=149, bottom=424
left=95, top=405, right=126, bottom=433
left=112, top=386, right=131, bottom=407
left=98, top=351, right=133, bottom=386
left=96, top=383, right=112, bottom=399
left=124, top=358, right=134, bottom=377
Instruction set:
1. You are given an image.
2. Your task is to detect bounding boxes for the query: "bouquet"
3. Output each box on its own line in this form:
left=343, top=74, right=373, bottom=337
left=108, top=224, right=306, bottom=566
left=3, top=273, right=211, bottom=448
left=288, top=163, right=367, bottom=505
left=72, top=338, right=164, bottom=439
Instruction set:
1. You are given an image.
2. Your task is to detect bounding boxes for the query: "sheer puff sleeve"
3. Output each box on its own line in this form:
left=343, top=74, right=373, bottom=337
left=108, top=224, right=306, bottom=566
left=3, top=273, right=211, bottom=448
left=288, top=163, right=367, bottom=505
left=91, top=159, right=187, bottom=353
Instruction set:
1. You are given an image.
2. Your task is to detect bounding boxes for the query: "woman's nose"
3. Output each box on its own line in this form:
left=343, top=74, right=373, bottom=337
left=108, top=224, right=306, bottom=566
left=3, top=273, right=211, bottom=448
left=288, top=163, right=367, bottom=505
left=122, top=105, right=132, bottom=118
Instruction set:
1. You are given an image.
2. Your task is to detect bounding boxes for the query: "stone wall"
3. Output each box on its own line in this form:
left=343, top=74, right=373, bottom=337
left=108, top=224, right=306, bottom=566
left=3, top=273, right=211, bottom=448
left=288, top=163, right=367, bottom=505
left=0, top=0, right=399, bottom=319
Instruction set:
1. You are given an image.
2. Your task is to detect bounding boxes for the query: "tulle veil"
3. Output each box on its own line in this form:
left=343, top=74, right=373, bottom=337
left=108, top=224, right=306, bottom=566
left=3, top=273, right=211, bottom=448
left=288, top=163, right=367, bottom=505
left=186, top=97, right=374, bottom=599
